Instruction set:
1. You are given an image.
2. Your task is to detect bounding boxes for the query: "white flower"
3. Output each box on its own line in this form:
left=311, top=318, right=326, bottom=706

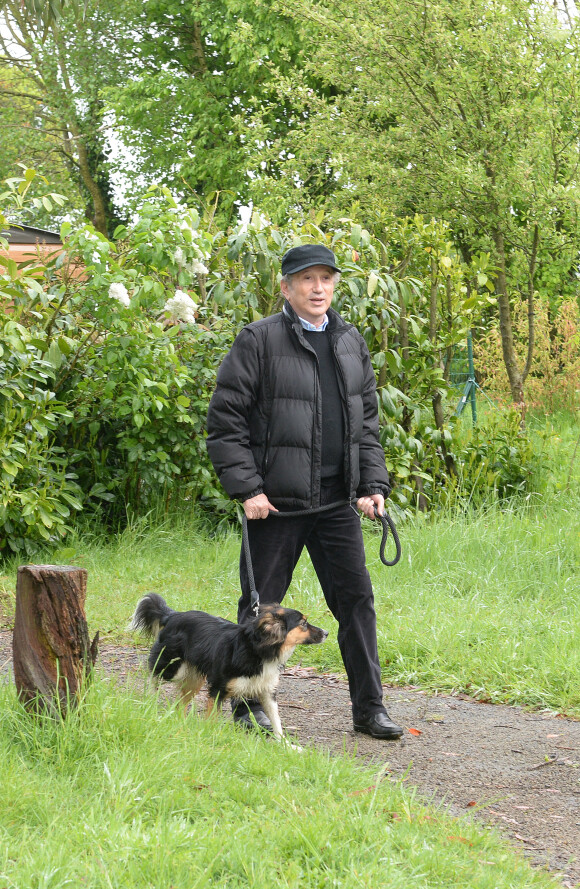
left=108, top=282, right=131, bottom=307
left=174, top=289, right=197, bottom=308
left=189, top=259, right=208, bottom=276
left=164, top=289, right=198, bottom=324
left=179, top=220, right=199, bottom=237
left=174, top=246, right=186, bottom=266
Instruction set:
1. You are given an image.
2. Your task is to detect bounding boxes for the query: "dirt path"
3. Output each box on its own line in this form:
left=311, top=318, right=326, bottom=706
left=2, top=633, right=579, bottom=887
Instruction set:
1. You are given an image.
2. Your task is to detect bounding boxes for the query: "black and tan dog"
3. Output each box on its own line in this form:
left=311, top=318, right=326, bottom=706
left=131, top=593, right=328, bottom=739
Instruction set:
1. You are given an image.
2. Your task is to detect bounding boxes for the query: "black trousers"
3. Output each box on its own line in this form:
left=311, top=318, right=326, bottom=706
left=238, top=478, right=385, bottom=722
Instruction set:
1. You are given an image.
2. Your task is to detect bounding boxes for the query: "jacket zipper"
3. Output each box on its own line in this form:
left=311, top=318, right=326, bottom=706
left=312, top=353, right=320, bottom=508
left=332, top=338, right=351, bottom=492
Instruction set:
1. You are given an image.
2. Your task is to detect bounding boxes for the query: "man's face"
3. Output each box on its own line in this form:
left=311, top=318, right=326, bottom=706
left=280, top=265, right=335, bottom=327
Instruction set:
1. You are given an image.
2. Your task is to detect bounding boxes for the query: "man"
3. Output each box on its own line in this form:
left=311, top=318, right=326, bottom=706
left=206, top=244, right=403, bottom=740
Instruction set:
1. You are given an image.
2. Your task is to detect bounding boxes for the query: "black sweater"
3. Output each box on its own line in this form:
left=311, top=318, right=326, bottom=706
left=302, top=329, right=344, bottom=479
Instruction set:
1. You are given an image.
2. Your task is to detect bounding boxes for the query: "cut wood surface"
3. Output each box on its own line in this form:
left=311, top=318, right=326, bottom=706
left=12, top=564, right=98, bottom=713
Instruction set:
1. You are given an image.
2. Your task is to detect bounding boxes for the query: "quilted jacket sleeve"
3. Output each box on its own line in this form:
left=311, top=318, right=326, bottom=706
left=206, top=327, right=264, bottom=500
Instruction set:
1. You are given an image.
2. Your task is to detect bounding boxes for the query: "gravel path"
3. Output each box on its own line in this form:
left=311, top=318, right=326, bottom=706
left=1, top=632, right=579, bottom=887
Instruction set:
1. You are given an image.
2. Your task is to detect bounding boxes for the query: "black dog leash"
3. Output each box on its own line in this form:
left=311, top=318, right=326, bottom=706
left=242, top=501, right=402, bottom=614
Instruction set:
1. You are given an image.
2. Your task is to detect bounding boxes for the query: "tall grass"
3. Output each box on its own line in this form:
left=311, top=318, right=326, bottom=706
left=0, top=680, right=557, bottom=889
left=1, top=411, right=577, bottom=718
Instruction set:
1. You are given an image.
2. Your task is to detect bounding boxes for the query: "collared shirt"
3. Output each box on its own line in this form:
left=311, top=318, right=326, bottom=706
left=282, top=301, right=328, bottom=331
left=299, top=315, right=328, bottom=332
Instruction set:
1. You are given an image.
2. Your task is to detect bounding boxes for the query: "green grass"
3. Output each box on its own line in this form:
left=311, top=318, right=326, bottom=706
left=8, top=487, right=572, bottom=717
left=0, top=411, right=577, bottom=887
left=2, top=490, right=578, bottom=718
left=0, top=680, right=558, bottom=889
left=371, top=495, right=580, bottom=713
left=1, top=413, right=578, bottom=719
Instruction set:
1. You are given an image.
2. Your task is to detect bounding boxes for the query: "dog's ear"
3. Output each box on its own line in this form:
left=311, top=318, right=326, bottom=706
left=255, top=609, right=287, bottom=645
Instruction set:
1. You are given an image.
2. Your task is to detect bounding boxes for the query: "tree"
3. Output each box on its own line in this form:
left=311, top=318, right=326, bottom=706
left=265, top=0, right=580, bottom=405
left=1, top=0, right=328, bottom=227
left=0, top=66, right=87, bottom=221
left=107, top=0, right=324, bottom=223
left=0, top=0, right=87, bottom=30
left=0, top=0, right=140, bottom=234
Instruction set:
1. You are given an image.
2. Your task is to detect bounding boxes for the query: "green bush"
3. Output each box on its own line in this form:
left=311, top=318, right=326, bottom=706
left=1, top=172, right=541, bottom=552
left=444, top=410, right=544, bottom=506
left=0, top=318, right=83, bottom=554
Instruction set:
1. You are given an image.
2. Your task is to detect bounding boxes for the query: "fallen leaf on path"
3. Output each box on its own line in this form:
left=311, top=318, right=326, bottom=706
left=283, top=665, right=317, bottom=677
left=407, top=727, right=422, bottom=736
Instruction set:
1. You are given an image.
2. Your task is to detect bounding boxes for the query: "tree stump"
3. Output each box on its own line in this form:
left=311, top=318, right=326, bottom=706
left=12, top=565, right=99, bottom=714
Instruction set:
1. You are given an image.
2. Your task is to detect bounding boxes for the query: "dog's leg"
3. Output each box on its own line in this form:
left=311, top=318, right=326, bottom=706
left=147, top=670, right=161, bottom=692
left=261, top=696, right=283, bottom=739
left=178, top=668, right=204, bottom=714
left=261, top=695, right=302, bottom=749
left=205, top=695, right=222, bottom=719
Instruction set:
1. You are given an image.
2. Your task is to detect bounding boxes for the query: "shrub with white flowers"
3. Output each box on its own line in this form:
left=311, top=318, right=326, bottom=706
left=164, top=289, right=198, bottom=324
left=109, top=282, right=131, bottom=307
left=189, top=259, right=208, bottom=276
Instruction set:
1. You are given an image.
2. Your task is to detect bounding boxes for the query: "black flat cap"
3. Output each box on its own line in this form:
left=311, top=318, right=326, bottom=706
left=281, top=244, right=341, bottom=276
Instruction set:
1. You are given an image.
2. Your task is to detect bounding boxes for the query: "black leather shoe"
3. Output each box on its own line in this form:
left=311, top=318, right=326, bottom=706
left=233, top=707, right=273, bottom=733
left=353, top=711, right=403, bottom=740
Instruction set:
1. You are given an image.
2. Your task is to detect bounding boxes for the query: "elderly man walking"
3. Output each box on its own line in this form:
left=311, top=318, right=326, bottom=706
left=206, top=244, right=403, bottom=740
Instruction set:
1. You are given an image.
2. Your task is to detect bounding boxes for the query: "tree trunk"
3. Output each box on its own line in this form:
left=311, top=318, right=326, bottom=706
left=51, top=26, right=110, bottom=235
left=493, top=229, right=525, bottom=405
left=12, top=565, right=99, bottom=714
left=428, top=260, right=457, bottom=476
left=522, top=224, right=539, bottom=383
left=398, top=285, right=413, bottom=431
left=377, top=325, right=389, bottom=390
left=429, top=257, right=438, bottom=341
left=398, top=286, right=409, bottom=364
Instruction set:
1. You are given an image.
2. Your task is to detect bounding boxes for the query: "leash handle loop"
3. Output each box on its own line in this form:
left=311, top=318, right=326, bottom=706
left=373, top=506, right=402, bottom=567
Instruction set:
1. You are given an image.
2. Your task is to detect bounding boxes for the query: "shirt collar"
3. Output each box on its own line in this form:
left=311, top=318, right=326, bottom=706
left=282, top=301, right=329, bottom=331
left=298, top=314, right=329, bottom=331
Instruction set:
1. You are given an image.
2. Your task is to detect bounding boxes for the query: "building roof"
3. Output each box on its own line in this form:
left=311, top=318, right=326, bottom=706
left=1, top=224, right=62, bottom=245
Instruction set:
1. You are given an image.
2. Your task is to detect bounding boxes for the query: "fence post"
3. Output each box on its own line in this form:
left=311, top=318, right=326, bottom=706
left=455, top=331, right=478, bottom=425
left=12, top=565, right=99, bottom=714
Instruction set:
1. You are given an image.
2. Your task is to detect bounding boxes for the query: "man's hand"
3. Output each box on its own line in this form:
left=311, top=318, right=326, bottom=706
left=243, top=493, right=278, bottom=519
left=356, top=493, right=384, bottom=520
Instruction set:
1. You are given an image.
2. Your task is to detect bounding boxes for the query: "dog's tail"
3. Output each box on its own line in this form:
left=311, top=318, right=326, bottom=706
left=130, top=593, right=173, bottom=638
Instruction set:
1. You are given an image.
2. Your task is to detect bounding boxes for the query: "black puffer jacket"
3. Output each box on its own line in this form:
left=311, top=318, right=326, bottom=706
left=206, top=301, right=391, bottom=509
